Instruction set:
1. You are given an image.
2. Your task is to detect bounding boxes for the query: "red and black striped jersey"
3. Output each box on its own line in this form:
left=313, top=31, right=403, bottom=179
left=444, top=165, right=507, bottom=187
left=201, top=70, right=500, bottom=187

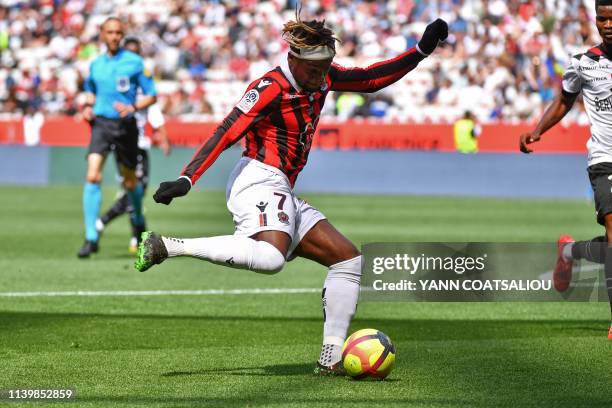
left=181, top=47, right=426, bottom=187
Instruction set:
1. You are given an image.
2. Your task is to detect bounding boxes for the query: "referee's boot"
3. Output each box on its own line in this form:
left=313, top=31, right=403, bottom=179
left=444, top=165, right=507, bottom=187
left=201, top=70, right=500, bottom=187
left=77, top=240, right=99, bottom=258
left=135, top=231, right=168, bottom=272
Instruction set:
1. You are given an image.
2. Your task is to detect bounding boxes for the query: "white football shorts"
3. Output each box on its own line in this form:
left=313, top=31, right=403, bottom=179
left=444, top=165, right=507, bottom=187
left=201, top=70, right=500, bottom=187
left=226, top=157, right=326, bottom=259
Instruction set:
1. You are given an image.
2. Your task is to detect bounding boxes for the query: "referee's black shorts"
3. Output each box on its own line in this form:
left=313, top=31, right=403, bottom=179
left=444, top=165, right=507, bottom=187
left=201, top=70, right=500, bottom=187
left=88, top=116, right=139, bottom=170
left=588, top=162, right=612, bottom=226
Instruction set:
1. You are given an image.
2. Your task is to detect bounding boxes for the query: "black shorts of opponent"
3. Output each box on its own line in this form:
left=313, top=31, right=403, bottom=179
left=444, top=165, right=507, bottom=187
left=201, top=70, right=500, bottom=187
left=588, top=162, right=612, bottom=226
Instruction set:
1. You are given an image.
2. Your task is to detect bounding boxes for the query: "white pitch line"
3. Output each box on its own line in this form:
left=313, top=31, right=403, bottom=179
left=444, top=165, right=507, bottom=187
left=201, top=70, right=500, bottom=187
left=0, top=288, right=320, bottom=298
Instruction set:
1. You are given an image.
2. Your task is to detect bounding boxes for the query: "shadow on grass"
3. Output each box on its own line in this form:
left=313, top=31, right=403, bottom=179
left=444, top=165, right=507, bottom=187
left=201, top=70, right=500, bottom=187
left=162, top=362, right=315, bottom=377
left=161, top=362, right=402, bottom=380
left=0, top=311, right=608, bottom=349
left=0, top=312, right=609, bottom=407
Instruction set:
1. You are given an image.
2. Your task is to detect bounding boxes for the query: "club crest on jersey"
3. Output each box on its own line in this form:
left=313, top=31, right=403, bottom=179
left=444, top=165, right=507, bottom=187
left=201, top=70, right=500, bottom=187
left=277, top=211, right=290, bottom=225
left=237, top=89, right=259, bottom=113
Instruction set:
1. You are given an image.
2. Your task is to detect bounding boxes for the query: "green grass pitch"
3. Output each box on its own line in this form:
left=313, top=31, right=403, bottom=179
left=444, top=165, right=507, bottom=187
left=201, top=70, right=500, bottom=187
left=0, top=186, right=610, bottom=407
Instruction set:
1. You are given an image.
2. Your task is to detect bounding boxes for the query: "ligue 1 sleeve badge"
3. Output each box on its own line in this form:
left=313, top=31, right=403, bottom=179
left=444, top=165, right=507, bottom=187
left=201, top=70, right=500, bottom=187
left=277, top=211, right=290, bottom=225
left=237, top=89, right=259, bottom=113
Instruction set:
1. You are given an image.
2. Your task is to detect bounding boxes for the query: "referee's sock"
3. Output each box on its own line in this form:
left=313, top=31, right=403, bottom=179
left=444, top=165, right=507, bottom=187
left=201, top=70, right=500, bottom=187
left=83, top=182, right=101, bottom=242
left=127, top=183, right=145, bottom=226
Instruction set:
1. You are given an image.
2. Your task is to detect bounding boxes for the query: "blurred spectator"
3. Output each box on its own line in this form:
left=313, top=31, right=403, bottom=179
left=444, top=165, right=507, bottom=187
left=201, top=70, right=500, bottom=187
left=454, top=110, right=481, bottom=153
left=0, top=0, right=602, bottom=124
left=23, top=105, right=44, bottom=146
left=336, top=93, right=366, bottom=121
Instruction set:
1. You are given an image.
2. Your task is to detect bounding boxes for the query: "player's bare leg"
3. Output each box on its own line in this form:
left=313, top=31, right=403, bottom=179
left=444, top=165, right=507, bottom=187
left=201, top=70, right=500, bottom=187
left=293, top=220, right=361, bottom=375
left=78, top=153, right=105, bottom=258
left=561, top=212, right=612, bottom=338
left=603, top=214, right=612, bottom=339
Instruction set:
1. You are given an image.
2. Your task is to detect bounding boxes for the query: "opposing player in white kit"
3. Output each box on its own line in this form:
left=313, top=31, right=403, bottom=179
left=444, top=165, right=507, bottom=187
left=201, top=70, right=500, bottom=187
left=520, top=0, right=612, bottom=340
left=97, top=37, right=171, bottom=252
left=135, top=15, right=449, bottom=372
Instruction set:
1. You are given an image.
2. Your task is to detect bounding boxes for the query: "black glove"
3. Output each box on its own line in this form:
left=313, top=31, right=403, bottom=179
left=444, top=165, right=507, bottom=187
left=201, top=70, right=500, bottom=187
left=417, top=18, right=448, bottom=55
left=153, top=177, right=192, bottom=205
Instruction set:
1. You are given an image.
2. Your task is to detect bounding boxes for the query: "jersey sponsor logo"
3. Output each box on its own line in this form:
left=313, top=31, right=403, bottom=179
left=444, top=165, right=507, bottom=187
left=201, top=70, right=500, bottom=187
left=298, top=115, right=320, bottom=148
left=256, top=201, right=268, bottom=213
left=116, top=76, right=130, bottom=92
left=595, top=95, right=612, bottom=112
left=257, top=79, right=272, bottom=89
left=284, top=94, right=301, bottom=99
left=585, top=76, right=609, bottom=83
left=259, top=213, right=268, bottom=227
left=256, top=201, right=269, bottom=226
left=277, top=211, right=290, bottom=225
left=237, top=89, right=260, bottom=113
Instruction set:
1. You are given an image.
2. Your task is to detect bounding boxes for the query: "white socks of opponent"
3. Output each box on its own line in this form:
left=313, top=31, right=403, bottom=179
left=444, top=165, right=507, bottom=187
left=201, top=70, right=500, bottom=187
left=318, top=255, right=362, bottom=366
left=161, top=235, right=285, bottom=274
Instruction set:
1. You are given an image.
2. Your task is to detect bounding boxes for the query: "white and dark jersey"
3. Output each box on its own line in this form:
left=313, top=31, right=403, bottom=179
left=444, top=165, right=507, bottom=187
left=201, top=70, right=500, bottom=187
left=563, top=45, right=612, bottom=166
left=135, top=103, right=165, bottom=150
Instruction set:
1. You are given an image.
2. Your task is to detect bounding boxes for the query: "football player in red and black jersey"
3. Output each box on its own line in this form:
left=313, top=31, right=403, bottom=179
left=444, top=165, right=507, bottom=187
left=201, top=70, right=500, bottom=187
left=136, top=15, right=448, bottom=373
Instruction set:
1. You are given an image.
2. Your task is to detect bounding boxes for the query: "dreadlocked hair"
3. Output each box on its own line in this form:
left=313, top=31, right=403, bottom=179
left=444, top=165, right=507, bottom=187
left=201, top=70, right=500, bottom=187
left=597, top=0, right=612, bottom=9
left=282, top=12, right=338, bottom=52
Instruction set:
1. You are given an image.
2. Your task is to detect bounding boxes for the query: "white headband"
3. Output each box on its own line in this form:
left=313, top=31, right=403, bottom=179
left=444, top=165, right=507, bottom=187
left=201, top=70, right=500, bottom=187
left=289, top=45, right=336, bottom=60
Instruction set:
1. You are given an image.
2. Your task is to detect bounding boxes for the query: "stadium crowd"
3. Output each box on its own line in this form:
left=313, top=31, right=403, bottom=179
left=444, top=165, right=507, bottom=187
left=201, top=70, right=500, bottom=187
left=0, top=0, right=598, bottom=124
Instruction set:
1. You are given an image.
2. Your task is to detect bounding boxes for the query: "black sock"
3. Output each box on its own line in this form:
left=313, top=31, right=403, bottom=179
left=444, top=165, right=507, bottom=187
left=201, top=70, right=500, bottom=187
left=604, top=247, right=612, bottom=320
left=100, top=193, right=129, bottom=225
left=131, top=218, right=146, bottom=239
left=605, top=247, right=612, bottom=318
left=571, top=236, right=607, bottom=263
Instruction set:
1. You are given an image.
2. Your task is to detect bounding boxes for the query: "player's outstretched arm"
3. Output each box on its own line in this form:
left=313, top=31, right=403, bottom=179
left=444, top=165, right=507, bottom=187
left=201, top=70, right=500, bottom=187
left=416, top=18, right=449, bottom=56
left=519, top=91, right=577, bottom=153
left=153, top=177, right=191, bottom=205
left=330, top=19, right=448, bottom=93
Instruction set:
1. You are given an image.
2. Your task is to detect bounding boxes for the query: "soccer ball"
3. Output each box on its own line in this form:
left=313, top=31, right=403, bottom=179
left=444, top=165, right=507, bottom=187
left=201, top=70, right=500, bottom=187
left=341, top=328, right=396, bottom=380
